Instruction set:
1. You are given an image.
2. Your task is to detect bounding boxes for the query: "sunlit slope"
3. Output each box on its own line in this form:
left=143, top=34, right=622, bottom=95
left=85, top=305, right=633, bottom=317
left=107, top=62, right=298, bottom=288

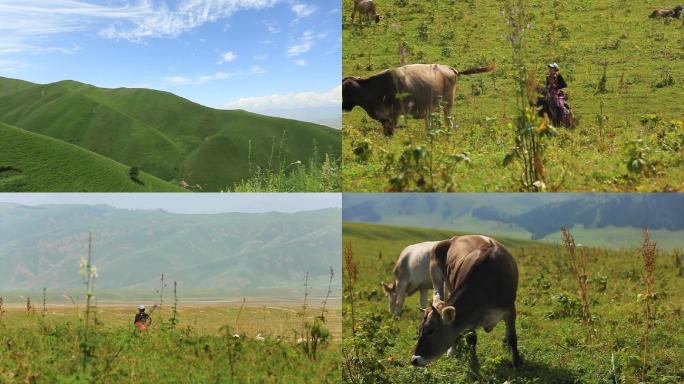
left=0, top=77, right=341, bottom=190
left=0, top=122, right=185, bottom=192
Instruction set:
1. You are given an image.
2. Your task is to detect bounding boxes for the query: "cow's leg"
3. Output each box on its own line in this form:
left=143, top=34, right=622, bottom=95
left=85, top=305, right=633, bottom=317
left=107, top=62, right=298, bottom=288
left=443, top=99, right=454, bottom=130
left=419, top=288, right=428, bottom=310
left=464, top=330, right=481, bottom=378
left=388, top=118, right=397, bottom=136
left=505, top=305, right=523, bottom=368
left=381, top=120, right=391, bottom=136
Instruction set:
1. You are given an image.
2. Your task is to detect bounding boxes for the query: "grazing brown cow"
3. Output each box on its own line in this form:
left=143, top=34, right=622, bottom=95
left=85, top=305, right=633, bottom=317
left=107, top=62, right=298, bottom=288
left=410, top=235, right=522, bottom=373
left=650, top=5, right=682, bottom=18
left=352, top=0, right=380, bottom=23
left=342, top=63, right=495, bottom=135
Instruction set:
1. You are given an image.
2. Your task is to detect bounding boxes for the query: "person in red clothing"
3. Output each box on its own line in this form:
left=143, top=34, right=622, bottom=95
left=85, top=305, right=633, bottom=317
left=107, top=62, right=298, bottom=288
left=134, top=304, right=152, bottom=330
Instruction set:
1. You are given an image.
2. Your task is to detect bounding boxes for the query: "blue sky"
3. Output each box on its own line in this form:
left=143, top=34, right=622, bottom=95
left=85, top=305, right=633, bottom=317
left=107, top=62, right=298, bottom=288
left=0, top=0, right=341, bottom=125
left=0, top=193, right=342, bottom=213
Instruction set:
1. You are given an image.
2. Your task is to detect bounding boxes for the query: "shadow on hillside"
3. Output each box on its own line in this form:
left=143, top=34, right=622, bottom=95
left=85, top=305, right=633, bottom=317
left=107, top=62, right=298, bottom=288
left=487, top=358, right=577, bottom=384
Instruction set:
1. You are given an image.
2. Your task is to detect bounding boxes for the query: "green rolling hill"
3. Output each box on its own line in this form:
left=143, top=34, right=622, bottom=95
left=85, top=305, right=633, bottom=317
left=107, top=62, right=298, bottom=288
left=0, top=122, right=184, bottom=192
left=0, top=76, right=340, bottom=191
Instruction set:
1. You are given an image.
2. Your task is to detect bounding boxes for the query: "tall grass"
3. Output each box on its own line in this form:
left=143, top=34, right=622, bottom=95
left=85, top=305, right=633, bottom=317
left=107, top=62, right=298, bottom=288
left=42, top=287, right=46, bottom=318
left=0, top=296, right=5, bottom=322
left=343, top=242, right=358, bottom=336
left=79, top=232, right=97, bottom=371
left=170, top=280, right=178, bottom=328
left=230, top=134, right=341, bottom=192
left=502, top=0, right=555, bottom=191
left=560, top=227, right=592, bottom=330
left=639, top=227, right=657, bottom=381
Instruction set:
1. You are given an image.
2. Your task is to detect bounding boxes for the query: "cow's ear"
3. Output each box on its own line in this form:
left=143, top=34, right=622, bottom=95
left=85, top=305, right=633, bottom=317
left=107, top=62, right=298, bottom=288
left=418, top=306, right=426, bottom=313
left=441, top=306, right=456, bottom=325
left=381, top=282, right=393, bottom=293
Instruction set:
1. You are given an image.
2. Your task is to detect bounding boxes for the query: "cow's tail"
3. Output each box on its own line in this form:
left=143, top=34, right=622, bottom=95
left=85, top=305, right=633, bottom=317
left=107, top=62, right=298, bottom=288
left=457, top=62, right=496, bottom=76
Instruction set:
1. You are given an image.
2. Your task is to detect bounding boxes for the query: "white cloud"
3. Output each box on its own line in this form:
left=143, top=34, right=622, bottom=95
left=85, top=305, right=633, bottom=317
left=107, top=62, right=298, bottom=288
left=0, top=58, right=28, bottom=73
left=100, top=0, right=280, bottom=42
left=223, top=85, right=341, bottom=110
left=165, top=70, right=243, bottom=85
left=253, top=54, right=268, bottom=61
left=251, top=65, right=267, bottom=74
left=0, top=0, right=282, bottom=50
left=165, top=75, right=194, bottom=85
left=264, top=22, right=280, bottom=34
left=286, top=30, right=315, bottom=57
left=291, top=3, right=316, bottom=18
left=294, top=59, right=307, bottom=66
left=218, top=51, right=237, bottom=64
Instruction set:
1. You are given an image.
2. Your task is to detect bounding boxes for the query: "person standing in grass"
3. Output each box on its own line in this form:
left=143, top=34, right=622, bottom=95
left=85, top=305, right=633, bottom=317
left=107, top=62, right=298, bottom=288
left=134, top=304, right=152, bottom=330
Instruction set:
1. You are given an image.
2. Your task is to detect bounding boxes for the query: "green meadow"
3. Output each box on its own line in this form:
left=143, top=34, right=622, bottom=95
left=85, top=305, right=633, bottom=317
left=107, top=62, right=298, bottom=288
left=342, top=0, right=684, bottom=192
left=0, top=77, right=341, bottom=192
left=0, top=302, right=340, bottom=383
left=342, top=222, right=684, bottom=383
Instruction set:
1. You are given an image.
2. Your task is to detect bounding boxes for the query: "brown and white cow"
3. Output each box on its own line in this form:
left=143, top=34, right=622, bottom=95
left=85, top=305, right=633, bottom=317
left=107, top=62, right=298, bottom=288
left=650, top=5, right=682, bottom=18
left=411, top=235, right=522, bottom=371
left=381, top=241, right=438, bottom=316
left=342, top=63, right=495, bottom=136
left=352, top=0, right=380, bottom=23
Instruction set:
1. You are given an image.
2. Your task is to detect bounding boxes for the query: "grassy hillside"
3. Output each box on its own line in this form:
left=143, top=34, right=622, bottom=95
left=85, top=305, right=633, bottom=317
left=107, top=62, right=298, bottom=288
left=0, top=122, right=184, bottom=192
left=342, top=0, right=684, bottom=191
left=342, top=222, right=684, bottom=383
left=0, top=76, right=341, bottom=191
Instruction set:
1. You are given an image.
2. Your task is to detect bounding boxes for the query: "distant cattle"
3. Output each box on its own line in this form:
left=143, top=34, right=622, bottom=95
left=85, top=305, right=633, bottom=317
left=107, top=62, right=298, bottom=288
left=342, top=63, right=495, bottom=135
left=381, top=241, right=438, bottom=316
left=352, top=0, right=380, bottom=23
left=411, top=235, right=522, bottom=371
left=650, top=5, right=682, bottom=18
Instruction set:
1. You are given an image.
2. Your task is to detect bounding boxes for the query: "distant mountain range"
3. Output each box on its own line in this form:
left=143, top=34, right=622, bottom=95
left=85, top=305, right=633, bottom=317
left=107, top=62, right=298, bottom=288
left=0, top=204, right=341, bottom=297
left=343, top=194, right=684, bottom=249
left=0, top=76, right=340, bottom=192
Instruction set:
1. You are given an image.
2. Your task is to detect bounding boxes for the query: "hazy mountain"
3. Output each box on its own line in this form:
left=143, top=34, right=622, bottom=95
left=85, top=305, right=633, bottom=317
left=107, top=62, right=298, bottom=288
left=342, top=194, right=684, bottom=249
left=0, top=204, right=341, bottom=296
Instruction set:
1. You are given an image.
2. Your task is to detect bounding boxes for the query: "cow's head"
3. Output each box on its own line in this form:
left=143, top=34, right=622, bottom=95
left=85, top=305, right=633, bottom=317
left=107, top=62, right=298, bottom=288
left=381, top=282, right=400, bottom=315
left=342, top=77, right=362, bottom=111
left=675, top=5, right=683, bottom=16
left=411, top=303, right=461, bottom=367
